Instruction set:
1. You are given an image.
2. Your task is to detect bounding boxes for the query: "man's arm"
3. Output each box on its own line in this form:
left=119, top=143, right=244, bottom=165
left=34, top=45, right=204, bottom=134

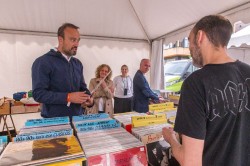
left=32, top=58, right=68, bottom=104
left=162, top=127, right=204, bottom=166
left=32, top=58, right=90, bottom=105
left=134, top=72, right=159, bottom=100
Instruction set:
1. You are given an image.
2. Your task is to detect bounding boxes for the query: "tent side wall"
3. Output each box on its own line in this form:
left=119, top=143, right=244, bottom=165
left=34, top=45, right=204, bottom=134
left=228, top=48, right=250, bottom=63
left=0, top=33, right=150, bottom=97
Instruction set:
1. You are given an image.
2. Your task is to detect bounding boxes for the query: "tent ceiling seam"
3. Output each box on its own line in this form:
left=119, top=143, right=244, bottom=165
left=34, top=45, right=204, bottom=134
left=0, top=29, right=148, bottom=43
left=128, top=0, right=151, bottom=45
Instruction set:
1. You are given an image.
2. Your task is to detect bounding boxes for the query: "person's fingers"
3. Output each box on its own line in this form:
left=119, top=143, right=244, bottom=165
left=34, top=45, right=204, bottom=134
left=168, top=127, right=174, bottom=132
left=163, top=127, right=173, bottom=132
left=162, top=127, right=168, bottom=132
left=70, top=92, right=91, bottom=103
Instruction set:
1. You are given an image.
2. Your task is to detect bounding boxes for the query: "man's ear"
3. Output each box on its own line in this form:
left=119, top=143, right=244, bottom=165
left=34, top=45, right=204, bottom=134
left=58, top=36, right=63, bottom=44
left=196, top=30, right=204, bottom=46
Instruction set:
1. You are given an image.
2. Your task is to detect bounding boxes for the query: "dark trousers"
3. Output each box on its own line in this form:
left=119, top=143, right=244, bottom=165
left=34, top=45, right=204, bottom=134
left=114, top=97, right=133, bottom=114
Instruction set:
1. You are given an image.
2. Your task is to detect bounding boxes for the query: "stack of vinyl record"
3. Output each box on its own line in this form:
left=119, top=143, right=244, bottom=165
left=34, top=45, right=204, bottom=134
left=132, top=124, right=179, bottom=166
left=72, top=113, right=148, bottom=166
left=150, top=110, right=177, bottom=127
left=72, top=113, right=120, bottom=133
left=132, top=123, right=171, bottom=142
left=148, top=102, right=177, bottom=115
left=14, top=116, right=73, bottom=142
left=148, top=103, right=177, bottom=127
left=78, top=128, right=148, bottom=166
left=0, top=135, right=86, bottom=166
left=113, top=112, right=146, bottom=133
left=165, top=111, right=177, bottom=126
left=0, top=136, right=8, bottom=155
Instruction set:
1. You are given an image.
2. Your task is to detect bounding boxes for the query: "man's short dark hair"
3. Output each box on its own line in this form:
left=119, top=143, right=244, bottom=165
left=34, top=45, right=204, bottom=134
left=193, top=15, right=233, bottom=47
left=57, top=23, right=79, bottom=38
left=140, top=58, right=149, bottom=66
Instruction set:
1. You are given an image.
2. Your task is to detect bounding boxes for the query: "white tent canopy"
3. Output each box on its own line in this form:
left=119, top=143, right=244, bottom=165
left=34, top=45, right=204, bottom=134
left=0, top=0, right=250, bottom=97
left=1, top=0, right=250, bottom=41
left=228, top=25, right=250, bottom=47
left=228, top=24, right=250, bottom=65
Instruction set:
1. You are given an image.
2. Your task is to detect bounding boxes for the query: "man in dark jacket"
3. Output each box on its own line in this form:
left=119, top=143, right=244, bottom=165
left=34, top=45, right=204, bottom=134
left=32, top=23, right=93, bottom=118
left=133, top=59, right=159, bottom=113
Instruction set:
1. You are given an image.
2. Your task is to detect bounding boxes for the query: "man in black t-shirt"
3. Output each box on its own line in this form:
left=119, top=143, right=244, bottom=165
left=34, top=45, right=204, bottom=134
left=162, top=15, right=250, bottom=166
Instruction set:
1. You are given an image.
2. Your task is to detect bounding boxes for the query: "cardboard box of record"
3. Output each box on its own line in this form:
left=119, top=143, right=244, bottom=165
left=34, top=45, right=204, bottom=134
left=25, top=104, right=41, bottom=113
left=11, top=102, right=40, bottom=114
left=11, top=101, right=25, bottom=114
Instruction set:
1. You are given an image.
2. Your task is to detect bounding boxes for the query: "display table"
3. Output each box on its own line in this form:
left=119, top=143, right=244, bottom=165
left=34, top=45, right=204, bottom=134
left=159, top=89, right=175, bottom=98
left=0, top=105, right=40, bottom=141
left=0, top=114, right=17, bottom=141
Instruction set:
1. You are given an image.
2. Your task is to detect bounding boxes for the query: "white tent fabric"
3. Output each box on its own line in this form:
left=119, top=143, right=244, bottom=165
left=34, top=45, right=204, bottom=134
left=0, top=33, right=149, bottom=97
left=228, top=48, right=250, bottom=62
left=228, top=25, right=250, bottom=48
left=1, top=0, right=250, bottom=97
left=150, top=39, right=164, bottom=90
left=227, top=22, right=250, bottom=64
left=0, top=0, right=249, bottom=41
left=227, top=25, right=250, bottom=64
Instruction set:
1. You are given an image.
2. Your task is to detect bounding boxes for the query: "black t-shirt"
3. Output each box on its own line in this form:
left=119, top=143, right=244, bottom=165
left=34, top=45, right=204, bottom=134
left=174, top=60, right=250, bottom=166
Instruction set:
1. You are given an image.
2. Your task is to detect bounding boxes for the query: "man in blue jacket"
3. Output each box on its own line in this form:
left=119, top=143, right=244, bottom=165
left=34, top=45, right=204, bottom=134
left=32, top=23, right=93, bottom=118
left=133, top=59, right=159, bottom=113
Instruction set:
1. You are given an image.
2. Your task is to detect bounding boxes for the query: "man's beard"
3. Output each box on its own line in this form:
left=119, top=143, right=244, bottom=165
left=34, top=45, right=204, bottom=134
left=143, top=68, right=149, bottom=74
left=191, top=45, right=203, bottom=68
left=63, top=46, right=77, bottom=57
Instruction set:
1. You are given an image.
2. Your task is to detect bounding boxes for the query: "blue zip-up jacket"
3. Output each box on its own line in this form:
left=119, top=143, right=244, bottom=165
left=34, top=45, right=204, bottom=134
left=32, top=49, right=90, bottom=118
left=133, top=70, right=159, bottom=113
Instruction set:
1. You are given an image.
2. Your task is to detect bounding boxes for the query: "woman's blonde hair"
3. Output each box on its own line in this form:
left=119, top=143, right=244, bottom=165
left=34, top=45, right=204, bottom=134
left=95, top=64, right=112, bottom=80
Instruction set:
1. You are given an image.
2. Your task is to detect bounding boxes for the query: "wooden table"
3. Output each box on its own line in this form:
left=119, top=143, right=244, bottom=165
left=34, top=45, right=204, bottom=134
left=0, top=114, right=17, bottom=141
left=0, top=105, right=40, bottom=141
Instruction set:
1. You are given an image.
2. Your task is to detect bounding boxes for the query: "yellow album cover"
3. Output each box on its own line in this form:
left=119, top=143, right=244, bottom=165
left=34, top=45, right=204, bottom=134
left=0, top=136, right=84, bottom=166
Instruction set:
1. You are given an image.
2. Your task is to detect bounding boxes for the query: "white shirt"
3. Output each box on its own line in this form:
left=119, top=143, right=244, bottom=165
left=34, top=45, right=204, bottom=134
left=53, top=48, right=71, bottom=62
left=113, top=75, right=133, bottom=98
left=61, top=53, right=71, bottom=62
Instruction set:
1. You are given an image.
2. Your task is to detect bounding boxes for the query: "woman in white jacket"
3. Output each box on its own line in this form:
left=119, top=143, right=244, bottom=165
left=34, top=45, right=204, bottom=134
left=113, top=65, right=133, bottom=114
